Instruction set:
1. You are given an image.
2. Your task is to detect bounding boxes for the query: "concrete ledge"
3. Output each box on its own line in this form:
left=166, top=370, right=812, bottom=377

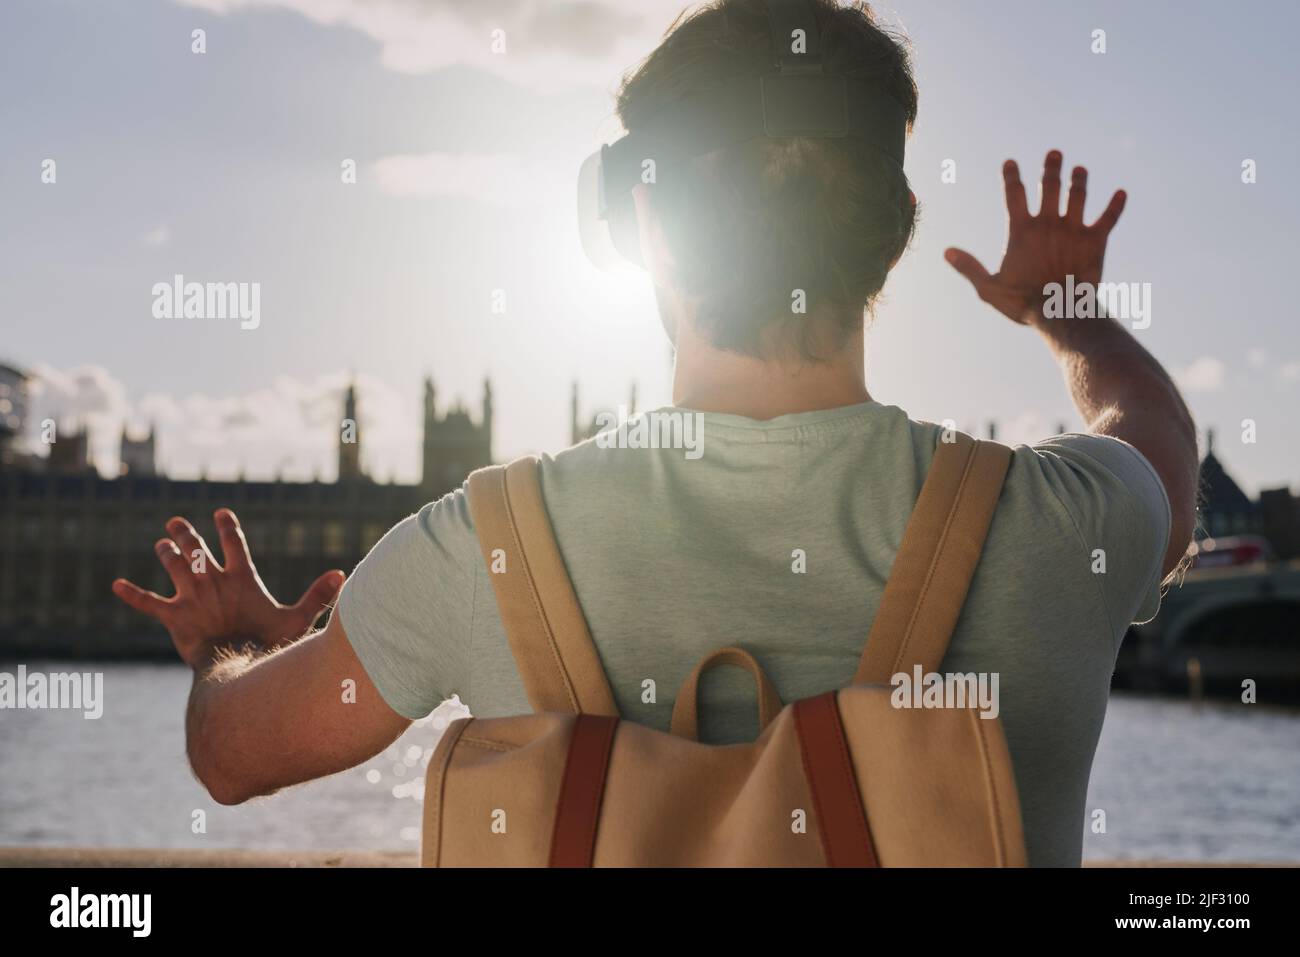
left=0, top=847, right=1287, bottom=868
left=0, top=847, right=416, bottom=868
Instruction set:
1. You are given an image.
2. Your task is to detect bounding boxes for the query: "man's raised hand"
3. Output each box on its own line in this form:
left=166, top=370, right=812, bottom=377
left=944, top=149, right=1127, bottom=325
left=112, top=508, right=344, bottom=670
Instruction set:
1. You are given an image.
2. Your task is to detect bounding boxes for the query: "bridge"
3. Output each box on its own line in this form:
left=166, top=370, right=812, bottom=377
left=1115, top=560, right=1300, bottom=701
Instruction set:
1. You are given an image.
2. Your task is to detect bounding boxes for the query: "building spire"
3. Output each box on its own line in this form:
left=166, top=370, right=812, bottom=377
left=338, top=379, right=362, bottom=482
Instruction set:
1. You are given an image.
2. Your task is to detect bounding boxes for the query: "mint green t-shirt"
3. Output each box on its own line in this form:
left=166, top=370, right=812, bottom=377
left=338, top=400, right=1171, bottom=867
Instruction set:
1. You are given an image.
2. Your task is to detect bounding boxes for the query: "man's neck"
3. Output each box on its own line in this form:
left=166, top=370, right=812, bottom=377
left=671, top=322, right=872, bottom=420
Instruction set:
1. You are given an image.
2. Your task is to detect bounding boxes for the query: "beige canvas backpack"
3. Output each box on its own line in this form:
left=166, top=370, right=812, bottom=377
left=420, top=432, right=1026, bottom=867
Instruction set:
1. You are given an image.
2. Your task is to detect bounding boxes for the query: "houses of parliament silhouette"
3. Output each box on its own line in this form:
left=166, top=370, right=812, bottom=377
left=1, top=358, right=1297, bottom=658
left=0, top=362, right=621, bottom=657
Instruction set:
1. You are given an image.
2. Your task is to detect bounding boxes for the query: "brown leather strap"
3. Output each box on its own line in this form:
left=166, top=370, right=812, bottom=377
left=793, top=691, right=878, bottom=867
left=855, top=433, right=1012, bottom=685
left=467, top=458, right=619, bottom=716
left=549, top=714, right=619, bottom=867
left=670, top=646, right=782, bottom=741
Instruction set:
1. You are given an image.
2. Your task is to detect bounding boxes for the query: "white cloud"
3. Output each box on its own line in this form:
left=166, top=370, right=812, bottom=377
left=173, top=0, right=674, bottom=91
left=372, top=151, right=526, bottom=205
left=23, top=365, right=424, bottom=483
left=1246, top=347, right=1268, bottom=368
left=1175, top=356, right=1226, bottom=394
left=25, top=363, right=131, bottom=470
left=1280, top=360, right=1300, bottom=383
left=141, top=225, right=172, bottom=247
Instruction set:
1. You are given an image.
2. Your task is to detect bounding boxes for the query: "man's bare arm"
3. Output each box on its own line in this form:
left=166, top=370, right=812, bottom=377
left=187, top=614, right=410, bottom=805
left=114, top=508, right=411, bottom=804
left=946, top=149, right=1198, bottom=577
left=1027, top=311, right=1197, bottom=578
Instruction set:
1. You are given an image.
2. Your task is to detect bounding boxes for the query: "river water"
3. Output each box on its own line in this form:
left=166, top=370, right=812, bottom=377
left=1, top=661, right=1297, bottom=862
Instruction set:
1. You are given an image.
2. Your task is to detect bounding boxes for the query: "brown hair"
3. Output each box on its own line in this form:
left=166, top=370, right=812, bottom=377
left=617, top=0, right=918, bottom=360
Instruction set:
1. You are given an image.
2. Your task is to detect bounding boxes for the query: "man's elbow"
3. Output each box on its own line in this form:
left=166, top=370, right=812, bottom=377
left=202, top=773, right=251, bottom=807
left=186, top=703, right=257, bottom=806
left=187, top=737, right=254, bottom=806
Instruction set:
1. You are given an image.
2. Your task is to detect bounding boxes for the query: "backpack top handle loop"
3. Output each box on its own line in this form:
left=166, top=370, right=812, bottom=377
left=670, top=646, right=783, bottom=742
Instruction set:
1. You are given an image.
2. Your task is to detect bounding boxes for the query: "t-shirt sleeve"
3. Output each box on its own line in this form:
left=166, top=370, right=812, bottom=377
left=1019, top=433, right=1173, bottom=636
left=335, top=484, right=479, bottom=719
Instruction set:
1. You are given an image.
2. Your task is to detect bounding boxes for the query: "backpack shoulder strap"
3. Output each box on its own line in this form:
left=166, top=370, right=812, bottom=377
left=854, top=432, right=1012, bottom=685
left=466, top=456, right=619, bottom=716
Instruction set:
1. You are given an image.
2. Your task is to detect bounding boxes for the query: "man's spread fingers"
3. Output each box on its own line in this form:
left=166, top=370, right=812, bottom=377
left=154, top=538, right=193, bottom=594
left=944, top=247, right=991, bottom=292
left=1003, top=159, right=1029, bottom=223
left=214, top=508, right=254, bottom=573
left=1065, top=165, right=1088, bottom=225
left=1038, top=149, right=1063, bottom=218
left=112, top=578, right=172, bottom=618
left=166, top=516, right=218, bottom=575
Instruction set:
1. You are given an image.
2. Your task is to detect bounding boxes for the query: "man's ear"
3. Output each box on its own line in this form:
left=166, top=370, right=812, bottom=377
left=885, top=190, right=918, bottom=272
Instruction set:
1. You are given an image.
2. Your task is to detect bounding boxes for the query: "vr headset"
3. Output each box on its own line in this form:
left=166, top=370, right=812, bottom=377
left=576, top=0, right=908, bottom=270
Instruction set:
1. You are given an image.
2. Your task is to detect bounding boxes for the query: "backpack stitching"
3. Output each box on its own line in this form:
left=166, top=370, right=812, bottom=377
left=889, top=441, right=981, bottom=677
left=498, top=465, right=581, bottom=713
left=427, top=717, right=470, bottom=867
left=971, top=708, right=1009, bottom=865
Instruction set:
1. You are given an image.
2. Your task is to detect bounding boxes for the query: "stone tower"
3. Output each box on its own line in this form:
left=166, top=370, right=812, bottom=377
left=421, top=376, right=492, bottom=494
left=338, top=381, right=363, bottom=482
left=119, top=423, right=157, bottom=477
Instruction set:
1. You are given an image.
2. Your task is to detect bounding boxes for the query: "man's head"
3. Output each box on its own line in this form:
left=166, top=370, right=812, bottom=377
left=617, top=0, right=918, bottom=363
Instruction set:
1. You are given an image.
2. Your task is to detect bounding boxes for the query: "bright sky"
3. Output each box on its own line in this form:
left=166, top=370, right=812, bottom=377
left=2, top=0, right=1297, bottom=493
